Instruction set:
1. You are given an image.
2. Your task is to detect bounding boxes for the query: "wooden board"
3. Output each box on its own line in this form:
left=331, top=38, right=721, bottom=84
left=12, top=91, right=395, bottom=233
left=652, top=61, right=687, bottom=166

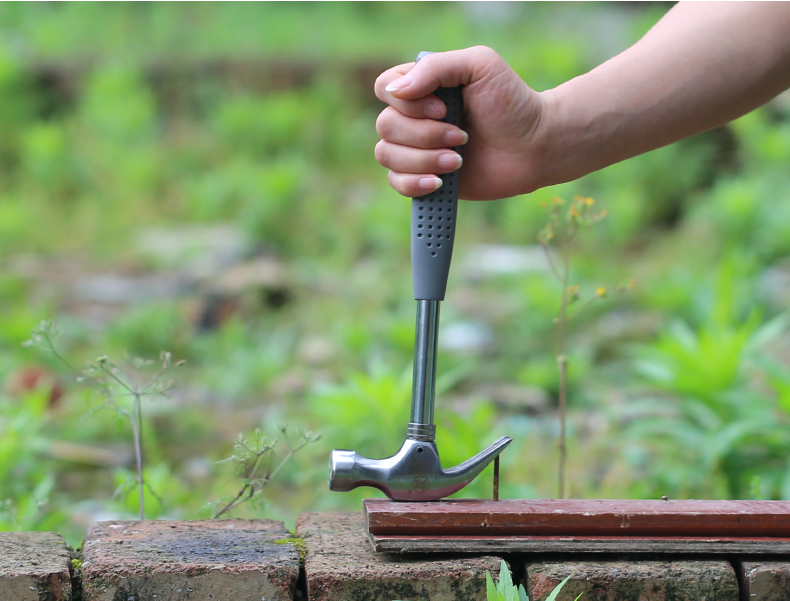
left=369, top=534, right=790, bottom=554
left=364, top=499, right=790, bottom=553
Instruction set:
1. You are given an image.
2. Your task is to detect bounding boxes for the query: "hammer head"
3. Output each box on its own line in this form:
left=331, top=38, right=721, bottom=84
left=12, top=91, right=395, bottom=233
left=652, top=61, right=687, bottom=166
left=329, top=436, right=512, bottom=501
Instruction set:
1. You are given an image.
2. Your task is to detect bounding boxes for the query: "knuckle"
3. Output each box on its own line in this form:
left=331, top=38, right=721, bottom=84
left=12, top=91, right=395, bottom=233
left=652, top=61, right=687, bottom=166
left=472, top=44, right=493, bottom=52
left=374, top=140, right=389, bottom=165
left=387, top=171, right=409, bottom=196
left=375, top=108, right=395, bottom=139
left=472, top=45, right=505, bottom=71
left=470, top=45, right=496, bottom=58
left=374, top=74, right=389, bottom=100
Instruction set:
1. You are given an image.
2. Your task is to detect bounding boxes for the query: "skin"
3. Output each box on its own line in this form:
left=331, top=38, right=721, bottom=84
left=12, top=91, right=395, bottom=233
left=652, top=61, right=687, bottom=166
left=374, top=2, right=790, bottom=201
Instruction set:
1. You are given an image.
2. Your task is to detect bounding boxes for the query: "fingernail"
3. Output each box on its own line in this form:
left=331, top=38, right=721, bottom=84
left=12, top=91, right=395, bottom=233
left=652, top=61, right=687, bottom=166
left=438, top=152, right=463, bottom=171
left=419, top=177, right=443, bottom=191
left=385, top=75, right=413, bottom=92
left=425, top=102, right=444, bottom=119
left=445, top=129, right=469, bottom=146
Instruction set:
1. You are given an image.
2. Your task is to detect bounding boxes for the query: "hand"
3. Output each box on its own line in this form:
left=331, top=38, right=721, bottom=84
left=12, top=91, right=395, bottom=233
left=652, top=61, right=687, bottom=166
left=374, top=46, right=547, bottom=201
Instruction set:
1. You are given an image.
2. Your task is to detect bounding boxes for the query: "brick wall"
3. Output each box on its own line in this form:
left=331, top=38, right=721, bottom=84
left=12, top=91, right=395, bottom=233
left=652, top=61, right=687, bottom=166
left=2, top=513, right=786, bottom=600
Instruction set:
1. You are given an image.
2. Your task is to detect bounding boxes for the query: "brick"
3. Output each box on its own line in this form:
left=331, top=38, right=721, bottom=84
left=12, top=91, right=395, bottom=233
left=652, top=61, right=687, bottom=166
left=297, top=512, right=501, bottom=601
left=527, top=559, right=739, bottom=601
left=743, top=561, right=790, bottom=600
left=0, top=531, right=72, bottom=601
left=82, top=519, right=299, bottom=601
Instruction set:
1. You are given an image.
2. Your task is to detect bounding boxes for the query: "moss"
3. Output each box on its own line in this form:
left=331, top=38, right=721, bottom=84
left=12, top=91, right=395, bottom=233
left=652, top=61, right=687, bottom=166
left=272, top=537, right=307, bottom=562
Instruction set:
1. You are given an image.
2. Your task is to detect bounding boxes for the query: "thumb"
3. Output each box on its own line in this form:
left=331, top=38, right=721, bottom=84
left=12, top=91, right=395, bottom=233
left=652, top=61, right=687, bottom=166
left=384, top=46, right=501, bottom=99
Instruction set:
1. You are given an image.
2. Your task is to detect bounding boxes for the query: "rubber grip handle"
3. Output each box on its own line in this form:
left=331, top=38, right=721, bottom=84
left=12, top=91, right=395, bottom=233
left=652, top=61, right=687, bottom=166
left=411, top=55, right=463, bottom=301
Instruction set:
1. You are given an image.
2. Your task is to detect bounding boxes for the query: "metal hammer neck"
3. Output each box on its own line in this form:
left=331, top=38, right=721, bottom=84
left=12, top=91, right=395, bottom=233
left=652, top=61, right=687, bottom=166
left=409, top=299, right=440, bottom=441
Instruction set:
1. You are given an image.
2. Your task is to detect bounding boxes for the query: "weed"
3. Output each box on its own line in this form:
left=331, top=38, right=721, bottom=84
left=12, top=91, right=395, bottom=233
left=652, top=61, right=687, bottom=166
left=23, top=320, right=185, bottom=520
left=396, top=560, right=578, bottom=601
left=212, top=423, right=320, bottom=519
left=627, top=309, right=790, bottom=499
left=488, top=560, right=580, bottom=601
left=539, top=196, right=632, bottom=498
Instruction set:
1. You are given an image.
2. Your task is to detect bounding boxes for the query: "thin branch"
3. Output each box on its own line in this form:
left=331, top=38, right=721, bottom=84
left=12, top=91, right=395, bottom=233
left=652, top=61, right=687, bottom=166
left=540, top=241, right=563, bottom=282
left=127, top=407, right=145, bottom=520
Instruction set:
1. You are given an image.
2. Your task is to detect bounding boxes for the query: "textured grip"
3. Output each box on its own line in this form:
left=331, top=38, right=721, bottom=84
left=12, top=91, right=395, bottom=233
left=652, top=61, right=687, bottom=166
left=411, top=66, right=463, bottom=300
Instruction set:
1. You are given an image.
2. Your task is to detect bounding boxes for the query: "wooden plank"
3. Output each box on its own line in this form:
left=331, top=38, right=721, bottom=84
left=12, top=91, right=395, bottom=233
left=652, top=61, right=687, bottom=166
left=364, top=499, right=790, bottom=537
left=369, top=534, right=790, bottom=554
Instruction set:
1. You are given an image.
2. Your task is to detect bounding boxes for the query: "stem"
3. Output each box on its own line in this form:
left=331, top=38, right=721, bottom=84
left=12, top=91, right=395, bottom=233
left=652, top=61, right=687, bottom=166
left=212, top=435, right=311, bottom=520
left=270, top=439, right=309, bottom=480
left=40, top=333, right=84, bottom=379
left=557, top=249, right=570, bottom=500
left=213, top=445, right=271, bottom=519
left=131, top=394, right=144, bottom=520
left=139, top=366, right=169, bottom=395
left=540, top=242, right=563, bottom=282
left=213, top=483, right=253, bottom=519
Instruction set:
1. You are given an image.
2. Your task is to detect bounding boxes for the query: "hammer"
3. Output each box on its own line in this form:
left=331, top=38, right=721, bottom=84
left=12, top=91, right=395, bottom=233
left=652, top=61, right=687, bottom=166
left=329, top=53, right=512, bottom=501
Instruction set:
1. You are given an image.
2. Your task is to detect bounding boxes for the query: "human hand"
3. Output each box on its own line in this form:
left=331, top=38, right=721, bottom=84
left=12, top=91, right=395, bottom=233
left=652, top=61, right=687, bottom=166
left=374, top=46, right=547, bottom=201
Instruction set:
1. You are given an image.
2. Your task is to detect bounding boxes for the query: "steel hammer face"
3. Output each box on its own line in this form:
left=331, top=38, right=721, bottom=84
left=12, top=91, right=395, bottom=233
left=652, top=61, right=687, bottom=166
left=329, top=436, right=512, bottom=501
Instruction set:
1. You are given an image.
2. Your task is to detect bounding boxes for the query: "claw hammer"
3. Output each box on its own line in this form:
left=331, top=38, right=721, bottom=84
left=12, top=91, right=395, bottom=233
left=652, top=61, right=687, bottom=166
left=329, top=52, right=512, bottom=501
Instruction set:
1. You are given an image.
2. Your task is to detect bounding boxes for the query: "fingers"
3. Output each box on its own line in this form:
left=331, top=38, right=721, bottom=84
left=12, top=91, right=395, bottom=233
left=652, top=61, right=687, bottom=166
left=387, top=171, right=445, bottom=198
left=374, top=106, right=467, bottom=195
left=376, top=106, right=468, bottom=149
left=376, top=66, right=448, bottom=120
left=375, top=140, right=462, bottom=177
left=378, top=46, right=502, bottom=100
left=377, top=136, right=463, bottom=198
left=374, top=47, right=503, bottom=198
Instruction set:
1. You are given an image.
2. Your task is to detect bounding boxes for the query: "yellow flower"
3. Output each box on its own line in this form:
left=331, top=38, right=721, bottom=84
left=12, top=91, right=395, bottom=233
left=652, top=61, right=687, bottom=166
left=596, top=287, right=607, bottom=297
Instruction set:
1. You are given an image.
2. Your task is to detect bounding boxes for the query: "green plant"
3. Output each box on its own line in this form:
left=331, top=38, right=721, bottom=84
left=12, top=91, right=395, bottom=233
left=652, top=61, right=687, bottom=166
left=23, top=320, right=185, bottom=519
left=394, top=560, right=578, bottom=601
left=0, top=384, right=69, bottom=533
left=625, top=306, right=790, bottom=499
left=539, top=196, right=631, bottom=498
left=212, top=423, right=320, bottom=519
left=487, top=560, right=579, bottom=601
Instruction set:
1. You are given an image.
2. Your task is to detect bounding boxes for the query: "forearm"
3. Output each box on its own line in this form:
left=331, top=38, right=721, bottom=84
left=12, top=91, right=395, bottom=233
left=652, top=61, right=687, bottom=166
left=538, top=1, right=790, bottom=187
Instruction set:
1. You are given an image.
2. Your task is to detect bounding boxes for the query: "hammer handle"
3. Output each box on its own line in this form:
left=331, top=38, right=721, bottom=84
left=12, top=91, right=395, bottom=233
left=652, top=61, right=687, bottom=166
left=409, top=53, right=463, bottom=440
left=411, top=64, right=463, bottom=300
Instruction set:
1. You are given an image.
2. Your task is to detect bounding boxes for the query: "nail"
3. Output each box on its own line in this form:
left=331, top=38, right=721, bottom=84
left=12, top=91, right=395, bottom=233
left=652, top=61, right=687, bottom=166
left=445, top=129, right=469, bottom=146
left=385, top=75, right=413, bottom=92
left=419, top=177, right=443, bottom=191
left=438, top=152, right=462, bottom=171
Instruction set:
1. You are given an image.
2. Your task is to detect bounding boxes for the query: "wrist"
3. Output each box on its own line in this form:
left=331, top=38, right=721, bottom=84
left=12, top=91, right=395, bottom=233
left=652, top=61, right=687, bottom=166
left=528, top=87, right=584, bottom=191
left=507, top=89, right=566, bottom=197
left=536, top=77, right=625, bottom=190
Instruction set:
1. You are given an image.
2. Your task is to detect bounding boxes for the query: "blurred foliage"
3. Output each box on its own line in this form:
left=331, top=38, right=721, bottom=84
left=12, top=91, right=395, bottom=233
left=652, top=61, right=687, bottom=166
left=2, top=2, right=790, bottom=544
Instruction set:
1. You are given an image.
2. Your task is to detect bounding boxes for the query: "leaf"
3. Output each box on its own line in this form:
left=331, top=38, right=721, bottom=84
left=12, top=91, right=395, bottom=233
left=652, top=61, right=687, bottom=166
left=746, top=310, right=790, bottom=352
left=545, top=575, right=573, bottom=601
left=517, top=584, right=529, bottom=601
left=498, top=560, right=514, bottom=594
left=503, top=582, right=517, bottom=601
left=486, top=570, right=501, bottom=601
